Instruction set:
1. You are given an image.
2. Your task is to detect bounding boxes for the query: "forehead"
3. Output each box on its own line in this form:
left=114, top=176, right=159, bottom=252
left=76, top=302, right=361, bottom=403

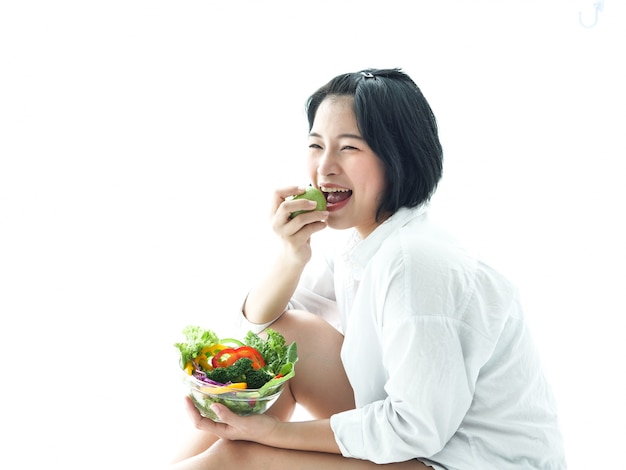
left=311, top=95, right=358, bottom=134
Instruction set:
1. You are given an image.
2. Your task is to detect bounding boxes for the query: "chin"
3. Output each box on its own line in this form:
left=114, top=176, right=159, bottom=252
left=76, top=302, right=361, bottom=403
left=326, top=218, right=352, bottom=232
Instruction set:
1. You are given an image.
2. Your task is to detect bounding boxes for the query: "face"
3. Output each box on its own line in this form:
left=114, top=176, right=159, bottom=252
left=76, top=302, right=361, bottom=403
left=308, top=95, right=388, bottom=238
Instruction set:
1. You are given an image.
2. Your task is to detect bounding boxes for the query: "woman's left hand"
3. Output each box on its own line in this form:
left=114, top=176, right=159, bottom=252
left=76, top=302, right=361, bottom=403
left=184, top=396, right=280, bottom=444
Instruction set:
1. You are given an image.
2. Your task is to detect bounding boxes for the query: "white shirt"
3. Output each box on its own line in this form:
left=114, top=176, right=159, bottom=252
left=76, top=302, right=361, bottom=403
left=241, top=206, right=566, bottom=469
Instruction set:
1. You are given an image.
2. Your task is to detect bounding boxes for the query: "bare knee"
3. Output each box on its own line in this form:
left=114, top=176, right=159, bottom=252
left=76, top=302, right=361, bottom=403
left=205, top=439, right=245, bottom=462
left=269, top=309, right=342, bottom=348
left=269, top=308, right=324, bottom=332
left=267, top=310, right=355, bottom=418
left=203, top=439, right=276, bottom=467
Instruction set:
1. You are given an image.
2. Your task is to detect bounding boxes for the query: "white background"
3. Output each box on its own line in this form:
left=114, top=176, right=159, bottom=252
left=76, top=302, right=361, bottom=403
left=1, top=1, right=624, bottom=468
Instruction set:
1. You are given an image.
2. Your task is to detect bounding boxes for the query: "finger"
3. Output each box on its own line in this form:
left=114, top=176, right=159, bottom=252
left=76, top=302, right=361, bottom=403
left=271, top=186, right=307, bottom=214
left=293, top=219, right=328, bottom=241
left=273, top=206, right=328, bottom=237
left=184, top=396, right=208, bottom=425
left=286, top=208, right=330, bottom=235
left=184, top=397, right=222, bottom=433
left=210, top=403, right=280, bottom=445
left=272, top=198, right=310, bottom=231
left=286, top=199, right=319, bottom=218
left=275, top=185, right=307, bottom=200
left=210, top=403, right=238, bottom=424
left=184, top=395, right=201, bottom=420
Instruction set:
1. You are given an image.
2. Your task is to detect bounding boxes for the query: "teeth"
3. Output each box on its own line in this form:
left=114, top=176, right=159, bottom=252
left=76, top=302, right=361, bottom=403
left=320, top=186, right=350, bottom=193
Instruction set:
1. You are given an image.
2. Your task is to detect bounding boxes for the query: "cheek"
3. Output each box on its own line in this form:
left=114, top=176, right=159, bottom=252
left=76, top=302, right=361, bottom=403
left=306, top=153, right=319, bottom=178
left=374, top=161, right=387, bottom=194
left=306, top=160, right=317, bottom=182
left=360, top=160, right=386, bottom=194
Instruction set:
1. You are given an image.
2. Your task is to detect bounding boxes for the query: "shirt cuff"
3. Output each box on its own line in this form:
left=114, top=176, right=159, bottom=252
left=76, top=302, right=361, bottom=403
left=234, top=295, right=285, bottom=334
left=235, top=310, right=278, bottom=335
left=330, top=409, right=365, bottom=459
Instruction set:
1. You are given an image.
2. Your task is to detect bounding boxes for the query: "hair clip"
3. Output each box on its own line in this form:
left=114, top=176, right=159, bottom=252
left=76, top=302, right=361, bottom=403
left=361, top=71, right=375, bottom=78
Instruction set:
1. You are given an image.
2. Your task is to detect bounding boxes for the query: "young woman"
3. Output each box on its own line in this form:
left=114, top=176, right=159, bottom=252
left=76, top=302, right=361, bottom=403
left=169, top=68, right=566, bottom=469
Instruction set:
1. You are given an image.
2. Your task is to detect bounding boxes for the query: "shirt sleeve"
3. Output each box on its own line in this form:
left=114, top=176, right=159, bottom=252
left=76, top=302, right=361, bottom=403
left=234, top=302, right=278, bottom=334
left=331, top=236, right=509, bottom=463
left=331, top=316, right=488, bottom=463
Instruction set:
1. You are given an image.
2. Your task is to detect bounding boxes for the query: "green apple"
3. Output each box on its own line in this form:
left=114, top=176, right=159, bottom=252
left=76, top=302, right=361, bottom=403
left=290, top=186, right=327, bottom=218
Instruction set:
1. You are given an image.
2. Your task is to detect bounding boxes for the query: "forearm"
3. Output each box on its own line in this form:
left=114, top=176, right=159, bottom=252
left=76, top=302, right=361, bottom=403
left=267, top=419, right=341, bottom=454
left=243, top=251, right=306, bottom=325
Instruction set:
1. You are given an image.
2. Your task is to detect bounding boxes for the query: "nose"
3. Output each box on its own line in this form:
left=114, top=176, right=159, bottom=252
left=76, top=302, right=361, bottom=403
left=317, top=148, right=339, bottom=177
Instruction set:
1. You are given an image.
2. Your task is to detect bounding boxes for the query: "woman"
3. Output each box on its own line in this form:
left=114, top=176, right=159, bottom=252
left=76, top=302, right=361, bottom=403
left=169, top=68, right=566, bottom=469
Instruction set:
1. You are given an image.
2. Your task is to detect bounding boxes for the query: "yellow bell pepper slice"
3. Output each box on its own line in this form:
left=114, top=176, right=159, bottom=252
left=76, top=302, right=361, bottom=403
left=190, top=340, right=246, bottom=373
left=201, top=382, right=248, bottom=394
left=195, top=344, right=230, bottom=371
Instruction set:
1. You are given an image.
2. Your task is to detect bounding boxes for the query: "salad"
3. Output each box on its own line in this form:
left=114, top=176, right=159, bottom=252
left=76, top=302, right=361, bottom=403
left=174, top=325, right=298, bottom=418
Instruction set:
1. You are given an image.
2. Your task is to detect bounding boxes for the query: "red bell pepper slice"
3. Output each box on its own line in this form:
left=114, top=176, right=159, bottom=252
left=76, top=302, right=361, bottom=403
left=211, top=348, right=239, bottom=368
left=234, top=346, right=266, bottom=370
left=210, top=345, right=267, bottom=370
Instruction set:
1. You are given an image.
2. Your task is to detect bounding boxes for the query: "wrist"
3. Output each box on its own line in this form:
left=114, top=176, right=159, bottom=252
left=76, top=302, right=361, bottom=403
left=277, top=247, right=309, bottom=272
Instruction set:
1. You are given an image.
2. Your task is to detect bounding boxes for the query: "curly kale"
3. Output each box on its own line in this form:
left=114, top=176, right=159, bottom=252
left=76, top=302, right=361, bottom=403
left=244, top=329, right=298, bottom=376
left=206, top=358, right=272, bottom=389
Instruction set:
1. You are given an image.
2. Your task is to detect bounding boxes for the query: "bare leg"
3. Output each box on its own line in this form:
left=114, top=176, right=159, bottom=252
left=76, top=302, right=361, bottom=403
left=169, top=439, right=433, bottom=470
left=266, top=309, right=356, bottom=418
left=169, top=310, right=354, bottom=464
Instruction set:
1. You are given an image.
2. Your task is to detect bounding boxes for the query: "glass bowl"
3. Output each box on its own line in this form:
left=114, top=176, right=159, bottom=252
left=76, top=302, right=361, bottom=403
left=183, top=373, right=286, bottom=421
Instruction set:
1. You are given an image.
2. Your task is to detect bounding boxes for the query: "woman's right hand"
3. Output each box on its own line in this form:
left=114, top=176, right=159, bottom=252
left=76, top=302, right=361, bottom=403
left=271, top=186, right=329, bottom=266
left=241, top=186, right=329, bottom=325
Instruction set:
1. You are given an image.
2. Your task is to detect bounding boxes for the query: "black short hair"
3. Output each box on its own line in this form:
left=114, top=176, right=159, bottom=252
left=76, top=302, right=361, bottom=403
left=305, top=68, right=443, bottom=221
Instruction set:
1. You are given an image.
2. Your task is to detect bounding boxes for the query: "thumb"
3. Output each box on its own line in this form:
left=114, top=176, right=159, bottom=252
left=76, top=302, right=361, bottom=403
left=210, top=403, right=237, bottom=423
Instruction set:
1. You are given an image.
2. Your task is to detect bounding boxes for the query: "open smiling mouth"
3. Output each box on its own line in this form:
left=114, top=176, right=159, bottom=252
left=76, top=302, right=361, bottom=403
left=321, top=186, right=352, bottom=210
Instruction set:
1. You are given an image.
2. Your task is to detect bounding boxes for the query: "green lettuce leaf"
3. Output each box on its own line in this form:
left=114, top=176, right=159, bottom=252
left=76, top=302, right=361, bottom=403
left=174, top=325, right=219, bottom=369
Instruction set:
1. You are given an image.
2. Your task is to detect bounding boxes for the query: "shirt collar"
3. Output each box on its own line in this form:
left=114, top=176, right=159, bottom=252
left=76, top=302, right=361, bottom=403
left=341, top=205, right=428, bottom=278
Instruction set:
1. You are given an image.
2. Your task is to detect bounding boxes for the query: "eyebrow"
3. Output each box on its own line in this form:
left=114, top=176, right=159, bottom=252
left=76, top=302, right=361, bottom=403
left=308, top=132, right=365, bottom=140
